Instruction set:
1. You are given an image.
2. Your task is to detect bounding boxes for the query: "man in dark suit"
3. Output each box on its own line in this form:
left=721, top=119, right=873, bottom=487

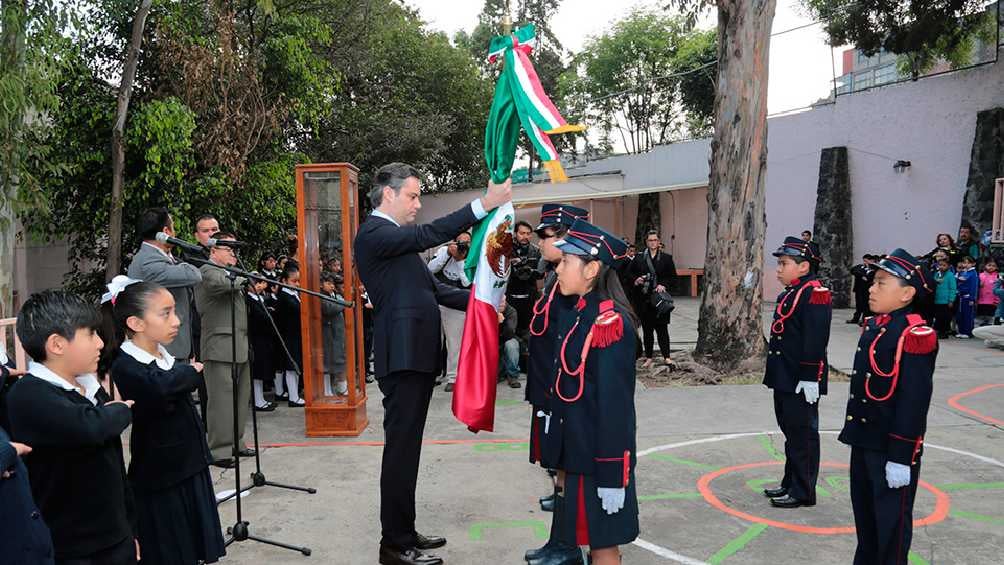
left=354, top=162, right=511, bottom=565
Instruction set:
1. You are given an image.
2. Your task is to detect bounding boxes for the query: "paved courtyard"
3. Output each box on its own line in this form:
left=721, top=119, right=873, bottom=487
left=213, top=298, right=1004, bottom=564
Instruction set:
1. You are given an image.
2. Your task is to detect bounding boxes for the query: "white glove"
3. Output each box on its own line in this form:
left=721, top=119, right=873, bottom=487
left=885, top=461, right=911, bottom=489
left=597, top=487, right=625, bottom=515
left=795, top=381, right=820, bottom=404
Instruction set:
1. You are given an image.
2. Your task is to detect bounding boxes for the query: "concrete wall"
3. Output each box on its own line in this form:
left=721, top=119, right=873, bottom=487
left=764, top=58, right=1004, bottom=295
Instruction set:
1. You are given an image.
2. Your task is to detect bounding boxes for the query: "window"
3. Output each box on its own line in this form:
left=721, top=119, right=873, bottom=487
left=854, top=70, right=873, bottom=90
left=874, top=63, right=898, bottom=85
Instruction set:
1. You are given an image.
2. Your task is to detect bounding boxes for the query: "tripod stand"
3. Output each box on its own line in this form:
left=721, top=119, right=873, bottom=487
left=190, top=254, right=351, bottom=556
left=216, top=256, right=321, bottom=503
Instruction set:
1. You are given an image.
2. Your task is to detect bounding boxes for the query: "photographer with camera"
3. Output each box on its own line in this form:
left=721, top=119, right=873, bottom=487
left=507, top=221, right=542, bottom=344
left=630, top=230, right=678, bottom=370
left=428, top=231, right=473, bottom=392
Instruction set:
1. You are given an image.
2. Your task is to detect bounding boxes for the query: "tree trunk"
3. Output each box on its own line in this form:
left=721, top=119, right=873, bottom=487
left=695, top=0, right=776, bottom=369
left=0, top=0, right=27, bottom=318
left=635, top=192, right=661, bottom=245
left=106, top=0, right=153, bottom=282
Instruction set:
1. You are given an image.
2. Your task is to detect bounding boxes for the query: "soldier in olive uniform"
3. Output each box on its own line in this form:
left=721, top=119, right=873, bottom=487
left=839, top=249, right=937, bottom=565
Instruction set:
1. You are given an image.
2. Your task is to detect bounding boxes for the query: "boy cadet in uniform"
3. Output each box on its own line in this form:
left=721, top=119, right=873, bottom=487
left=763, top=236, right=833, bottom=509
left=839, top=249, right=937, bottom=565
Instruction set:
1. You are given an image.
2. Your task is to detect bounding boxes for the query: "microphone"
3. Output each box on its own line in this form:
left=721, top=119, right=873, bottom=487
left=155, top=232, right=206, bottom=255
left=207, top=238, right=247, bottom=248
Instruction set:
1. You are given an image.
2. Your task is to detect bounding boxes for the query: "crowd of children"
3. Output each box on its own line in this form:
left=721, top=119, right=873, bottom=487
left=849, top=226, right=1003, bottom=340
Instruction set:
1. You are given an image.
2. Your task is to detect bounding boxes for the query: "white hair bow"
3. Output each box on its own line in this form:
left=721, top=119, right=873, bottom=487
left=101, top=275, right=143, bottom=305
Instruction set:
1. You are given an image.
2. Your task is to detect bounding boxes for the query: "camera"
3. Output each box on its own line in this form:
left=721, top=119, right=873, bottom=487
left=511, top=243, right=537, bottom=281
left=455, top=241, right=470, bottom=254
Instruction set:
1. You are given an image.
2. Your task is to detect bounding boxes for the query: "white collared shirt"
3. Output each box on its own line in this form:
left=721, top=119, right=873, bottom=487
left=28, top=361, right=102, bottom=406
left=120, top=340, right=176, bottom=371
left=248, top=292, right=263, bottom=303
left=142, top=240, right=174, bottom=261
left=370, top=199, right=488, bottom=227
left=282, top=287, right=300, bottom=301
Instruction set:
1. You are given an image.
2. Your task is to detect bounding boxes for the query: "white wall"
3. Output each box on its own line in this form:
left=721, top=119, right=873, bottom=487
left=763, top=59, right=1004, bottom=296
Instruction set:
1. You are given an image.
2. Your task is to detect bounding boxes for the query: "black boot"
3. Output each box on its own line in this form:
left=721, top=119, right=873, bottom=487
left=539, top=493, right=556, bottom=512
left=526, top=489, right=582, bottom=565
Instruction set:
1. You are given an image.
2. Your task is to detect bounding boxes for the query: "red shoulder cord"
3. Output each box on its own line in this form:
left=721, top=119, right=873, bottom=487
left=770, top=280, right=818, bottom=335
left=864, top=319, right=926, bottom=402
left=555, top=313, right=595, bottom=403
left=529, top=279, right=559, bottom=337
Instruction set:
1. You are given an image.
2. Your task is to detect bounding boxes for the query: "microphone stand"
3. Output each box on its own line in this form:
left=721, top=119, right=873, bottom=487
left=187, top=255, right=350, bottom=557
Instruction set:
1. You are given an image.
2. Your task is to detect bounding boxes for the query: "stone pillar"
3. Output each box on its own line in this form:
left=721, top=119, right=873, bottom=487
left=961, top=107, right=1004, bottom=233
left=813, top=146, right=853, bottom=308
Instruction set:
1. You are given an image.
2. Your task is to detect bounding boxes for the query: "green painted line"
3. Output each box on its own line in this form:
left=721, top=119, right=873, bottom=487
left=908, top=551, right=931, bottom=565
left=638, top=491, right=704, bottom=502
left=707, top=523, right=768, bottom=564
left=495, top=398, right=521, bottom=407
left=469, top=519, right=548, bottom=541
left=825, top=475, right=850, bottom=494
left=648, top=453, right=716, bottom=470
left=937, top=481, right=1004, bottom=492
left=472, top=442, right=528, bottom=452
left=759, top=434, right=785, bottom=461
left=951, top=509, right=1004, bottom=525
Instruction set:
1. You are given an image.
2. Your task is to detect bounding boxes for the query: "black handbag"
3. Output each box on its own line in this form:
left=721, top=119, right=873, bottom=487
left=649, top=289, right=675, bottom=319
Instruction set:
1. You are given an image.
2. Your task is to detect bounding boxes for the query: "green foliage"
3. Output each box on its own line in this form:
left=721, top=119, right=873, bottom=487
left=18, top=0, right=496, bottom=296
left=127, top=98, right=196, bottom=190
left=560, top=9, right=717, bottom=153
left=804, top=0, right=995, bottom=75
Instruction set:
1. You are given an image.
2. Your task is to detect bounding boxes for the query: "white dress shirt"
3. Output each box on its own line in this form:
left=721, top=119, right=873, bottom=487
left=120, top=340, right=176, bottom=370
left=27, top=361, right=102, bottom=406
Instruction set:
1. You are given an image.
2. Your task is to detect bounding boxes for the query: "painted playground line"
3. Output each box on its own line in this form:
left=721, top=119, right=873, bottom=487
left=947, top=383, right=1004, bottom=427
left=631, top=430, right=1004, bottom=564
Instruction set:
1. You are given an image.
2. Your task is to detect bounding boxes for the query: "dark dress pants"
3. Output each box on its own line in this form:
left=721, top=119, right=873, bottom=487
left=773, top=390, right=820, bottom=503
left=640, top=313, right=670, bottom=359
left=850, top=447, right=921, bottom=565
left=378, top=370, right=436, bottom=550
left=56, top=536, right=135, bottom=565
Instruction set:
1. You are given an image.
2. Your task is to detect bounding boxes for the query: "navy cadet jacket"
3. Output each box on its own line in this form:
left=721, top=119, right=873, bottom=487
left=525, top=270, right=576, bottom=408
left=550, top=292, right=637, bottom=488
left=0, top=424, right=55, bottom=564
left=353, top=206, right=475, bottom=379
left=111, top=353, right=211, bottom=492
left=838, top=308, right=937, bottom=466
left=764, top=275, right=833, bottom=395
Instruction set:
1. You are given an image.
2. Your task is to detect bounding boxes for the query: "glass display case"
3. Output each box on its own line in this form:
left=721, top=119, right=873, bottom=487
left=295, top=163, right=368, bottom=436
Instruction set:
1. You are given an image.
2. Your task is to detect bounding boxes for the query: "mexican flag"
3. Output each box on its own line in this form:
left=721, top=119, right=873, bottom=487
left=451, top=23, right=583, bottom=433
left=451, top=202, right=514, bottom=432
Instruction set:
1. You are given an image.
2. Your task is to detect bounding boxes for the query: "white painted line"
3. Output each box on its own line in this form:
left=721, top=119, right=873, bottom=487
left=633, top=429, right=1004, bottom=562
left=632, top=538, right=711, bottom=565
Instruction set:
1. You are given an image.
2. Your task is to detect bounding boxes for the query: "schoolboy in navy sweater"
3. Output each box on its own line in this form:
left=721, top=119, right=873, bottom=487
left=5, top=290, right=138, bottom=564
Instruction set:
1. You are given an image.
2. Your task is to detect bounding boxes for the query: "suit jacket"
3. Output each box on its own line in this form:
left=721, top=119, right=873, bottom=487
left=276, top=289, right=303, bottom=371
left=194, top=263, right=249, bottom=364
left=127, top=243, right=203, bottom=359
left=353, top=205, right=477, bottom=379
left=839, top=308, right=937, bottom=465
left=763, top=275, right=832, bottom=394
left=110, top=354, right=210, bottom=492
left=246, top=294, right=276, bottom=380
left=0, top=425, right=55, bottom=564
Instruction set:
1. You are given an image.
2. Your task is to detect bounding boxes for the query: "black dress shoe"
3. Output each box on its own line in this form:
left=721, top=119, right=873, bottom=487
left=238, top=448, right=257, bottom=457
left=211, top=458, right=236, bottom=469
left=527, top=543, right=583, bottom=565
left=287, top=399, right=305, bottom=408
left=762, top=486, right=788, bottom=498
left=414, top=533, right=446, bottom=550
left=378, top=545, right=443, bottom=565
left=254, top=402, right=276, bottom=412
left=770, top=494, right=815, bottom=508
left=539, top=493, right=556, bottom=512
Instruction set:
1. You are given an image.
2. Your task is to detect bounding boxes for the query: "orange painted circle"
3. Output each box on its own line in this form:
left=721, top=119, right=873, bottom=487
left=697, top=460, right=951, bottom=535
left=947, top=383, right=1004, bottom=427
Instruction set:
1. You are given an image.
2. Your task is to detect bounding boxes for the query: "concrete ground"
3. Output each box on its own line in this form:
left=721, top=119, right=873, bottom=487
left=213, top=298, right=1004, bottom=564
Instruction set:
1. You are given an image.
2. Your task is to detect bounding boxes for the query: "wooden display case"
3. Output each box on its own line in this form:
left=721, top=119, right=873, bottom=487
left=295, top=163, right=369, bottom=436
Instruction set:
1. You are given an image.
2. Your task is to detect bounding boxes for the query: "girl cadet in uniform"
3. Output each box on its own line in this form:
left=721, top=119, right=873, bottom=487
left=548, top=219, right=639, bottom=565
left=104, top=277, right=225, bottom=565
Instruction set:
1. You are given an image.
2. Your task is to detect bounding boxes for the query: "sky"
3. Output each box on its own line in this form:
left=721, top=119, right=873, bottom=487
left=403, top=0, right=844, bottom=117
